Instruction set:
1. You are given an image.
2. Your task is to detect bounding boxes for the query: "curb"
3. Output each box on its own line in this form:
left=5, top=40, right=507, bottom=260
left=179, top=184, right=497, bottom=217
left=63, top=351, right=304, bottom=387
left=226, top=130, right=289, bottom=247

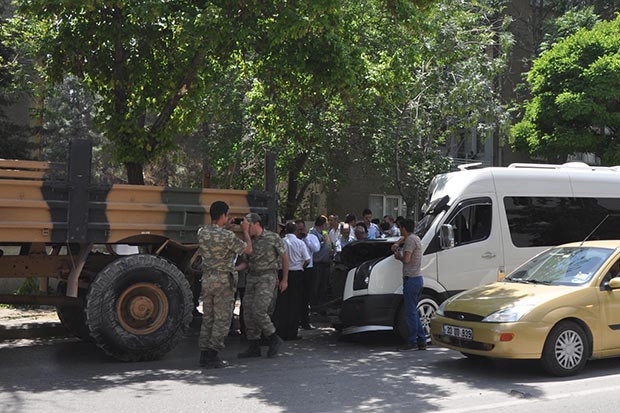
left=0, top=322, right=68, bottom=340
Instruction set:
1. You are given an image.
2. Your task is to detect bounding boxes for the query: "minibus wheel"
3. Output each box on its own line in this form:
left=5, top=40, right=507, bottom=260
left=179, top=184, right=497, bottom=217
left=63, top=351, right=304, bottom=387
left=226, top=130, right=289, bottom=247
left=394, top=294, right=439, bottom=342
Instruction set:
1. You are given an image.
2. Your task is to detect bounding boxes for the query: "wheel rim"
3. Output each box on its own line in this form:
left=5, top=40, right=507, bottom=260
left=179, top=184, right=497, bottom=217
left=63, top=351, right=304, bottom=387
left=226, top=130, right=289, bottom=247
left=116, top=282, right=169, bottom=335
left=418, top=299, right=438, bottom=339
left=554, top=329, right=584, bottom=370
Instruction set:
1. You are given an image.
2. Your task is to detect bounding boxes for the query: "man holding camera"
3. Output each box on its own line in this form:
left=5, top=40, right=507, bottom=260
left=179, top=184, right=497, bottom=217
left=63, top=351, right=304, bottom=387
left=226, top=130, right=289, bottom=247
left=197, top=201, right=253, bottom=369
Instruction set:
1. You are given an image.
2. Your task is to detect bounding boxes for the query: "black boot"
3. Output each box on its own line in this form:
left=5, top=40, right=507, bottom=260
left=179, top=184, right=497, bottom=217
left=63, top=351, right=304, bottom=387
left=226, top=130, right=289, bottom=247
left=199, top=350, right=209, bottom=367
left=205, top=351, right=226, bottom=369
left=237, top=340, right=261, bottom=358
left=200, top=349, right=226, bottom=368
left=267, top=333, right=283, bottom=358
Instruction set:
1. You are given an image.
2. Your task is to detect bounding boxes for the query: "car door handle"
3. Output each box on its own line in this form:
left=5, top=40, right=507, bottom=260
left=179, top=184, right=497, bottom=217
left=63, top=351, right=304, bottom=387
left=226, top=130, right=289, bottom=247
left=481, top=252, right=496, bottom=259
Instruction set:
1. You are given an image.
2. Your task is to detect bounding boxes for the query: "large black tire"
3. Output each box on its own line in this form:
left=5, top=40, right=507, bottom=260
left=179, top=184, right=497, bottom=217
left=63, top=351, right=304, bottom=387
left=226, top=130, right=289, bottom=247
left=541, top=320, right=589, bottom=377
left=86, top=254, right=193, bottom=362
left=56, top=282, right=93, bottom=342
left=395, top=294, right=439, bottom=343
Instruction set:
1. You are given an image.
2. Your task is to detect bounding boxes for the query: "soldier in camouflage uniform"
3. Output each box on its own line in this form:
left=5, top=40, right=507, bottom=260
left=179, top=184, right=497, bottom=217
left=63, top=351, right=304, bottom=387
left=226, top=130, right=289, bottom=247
left=197, top=201, right=252, bottom=369
left=238, top=212, right=290, bottom=358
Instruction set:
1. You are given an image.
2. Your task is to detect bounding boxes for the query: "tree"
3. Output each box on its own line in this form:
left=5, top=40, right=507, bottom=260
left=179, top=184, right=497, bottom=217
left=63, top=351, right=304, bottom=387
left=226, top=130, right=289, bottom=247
left=510, top=15, right=620, bottom=164
left=10, top=1, right=242, bottom=183
left=539, top=6, right=600, bottom=52
left=355, top=0, right=512, bottom=216
left=0, top=0, right=31, bottom=159
left=196, top=1, right=436, bottom=219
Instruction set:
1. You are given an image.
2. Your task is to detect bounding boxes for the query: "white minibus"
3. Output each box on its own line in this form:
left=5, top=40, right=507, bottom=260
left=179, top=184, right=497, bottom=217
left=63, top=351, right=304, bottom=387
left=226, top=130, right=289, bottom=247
left=339, top=162, right=620, bottom=340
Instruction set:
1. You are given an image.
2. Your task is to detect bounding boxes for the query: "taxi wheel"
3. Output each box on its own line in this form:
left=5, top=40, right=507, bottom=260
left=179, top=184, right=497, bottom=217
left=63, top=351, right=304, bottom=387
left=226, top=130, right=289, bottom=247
left=541, top=320, right=589, bottom=377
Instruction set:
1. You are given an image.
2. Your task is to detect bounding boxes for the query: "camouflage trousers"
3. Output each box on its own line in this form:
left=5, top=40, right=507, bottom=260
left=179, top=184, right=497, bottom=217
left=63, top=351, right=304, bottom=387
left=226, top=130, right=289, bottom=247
left=199, top=272, right=237, bottom=351
left=243, top=272, right=278, bottom=340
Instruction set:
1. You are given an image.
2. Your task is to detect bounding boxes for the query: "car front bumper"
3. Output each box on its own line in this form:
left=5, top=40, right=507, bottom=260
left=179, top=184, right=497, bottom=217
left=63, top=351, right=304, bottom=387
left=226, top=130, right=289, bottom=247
left=430, top=314, right=551, bottom=359
left=340, top=294, right=401, bottom=329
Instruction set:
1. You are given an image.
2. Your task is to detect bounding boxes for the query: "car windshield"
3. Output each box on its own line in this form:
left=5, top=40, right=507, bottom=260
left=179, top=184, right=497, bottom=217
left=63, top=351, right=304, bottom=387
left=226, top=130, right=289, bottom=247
left=506, top=246, right=614, bottom=286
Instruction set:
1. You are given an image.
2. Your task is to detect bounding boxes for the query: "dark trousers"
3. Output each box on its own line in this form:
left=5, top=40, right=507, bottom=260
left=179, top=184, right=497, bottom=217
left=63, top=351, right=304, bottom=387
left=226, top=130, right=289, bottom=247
left=311, top=262, right=331, bottom=307
left=274, top=270, right=304, bottom=340
left=300, top=266, right=314, bottom=326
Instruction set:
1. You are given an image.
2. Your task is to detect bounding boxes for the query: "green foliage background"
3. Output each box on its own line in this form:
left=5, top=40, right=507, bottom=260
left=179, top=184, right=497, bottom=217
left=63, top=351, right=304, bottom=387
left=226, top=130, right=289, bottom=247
left=4, top=0, right=618, bottom=218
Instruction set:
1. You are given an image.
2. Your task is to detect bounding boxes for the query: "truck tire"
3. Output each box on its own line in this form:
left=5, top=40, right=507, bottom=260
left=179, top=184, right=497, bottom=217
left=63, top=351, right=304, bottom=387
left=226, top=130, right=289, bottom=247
left=395, top=294, right=439, bottom=343
left=86, top=254, right=193, bottom=361
left=56, top=281, right=93, bottom=342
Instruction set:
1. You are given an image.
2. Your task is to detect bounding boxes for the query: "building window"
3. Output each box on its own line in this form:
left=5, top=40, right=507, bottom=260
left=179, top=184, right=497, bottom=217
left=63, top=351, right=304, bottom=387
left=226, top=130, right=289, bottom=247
left=368, top=194, right=405, bottom=218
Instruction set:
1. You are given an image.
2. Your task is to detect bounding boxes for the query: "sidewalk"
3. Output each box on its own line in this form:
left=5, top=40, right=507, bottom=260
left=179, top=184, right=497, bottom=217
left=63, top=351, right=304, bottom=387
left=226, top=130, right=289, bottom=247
left=0, top=306, right=67, bottom=340
left=0, top=305, right=337, bottom=341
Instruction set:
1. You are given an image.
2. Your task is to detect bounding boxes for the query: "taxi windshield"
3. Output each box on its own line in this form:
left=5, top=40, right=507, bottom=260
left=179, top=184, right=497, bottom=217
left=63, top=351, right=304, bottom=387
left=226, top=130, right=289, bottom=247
left=506, top=246, right=613, bottom=286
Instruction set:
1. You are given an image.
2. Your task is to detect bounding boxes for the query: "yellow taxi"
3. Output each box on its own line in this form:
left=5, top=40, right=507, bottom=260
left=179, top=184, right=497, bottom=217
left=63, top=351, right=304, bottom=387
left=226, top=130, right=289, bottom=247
left=430, top=240, right=620, bottom=376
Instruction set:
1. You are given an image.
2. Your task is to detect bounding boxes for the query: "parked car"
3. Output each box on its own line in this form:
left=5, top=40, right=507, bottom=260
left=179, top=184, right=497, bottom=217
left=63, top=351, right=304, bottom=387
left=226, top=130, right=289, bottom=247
left=430, top=240, right=620, bottom=376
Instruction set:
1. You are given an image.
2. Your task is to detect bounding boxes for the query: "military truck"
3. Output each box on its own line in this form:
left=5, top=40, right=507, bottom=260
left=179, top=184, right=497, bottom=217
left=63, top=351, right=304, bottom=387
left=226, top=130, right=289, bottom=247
left=0, top=139, right=276, bottom=361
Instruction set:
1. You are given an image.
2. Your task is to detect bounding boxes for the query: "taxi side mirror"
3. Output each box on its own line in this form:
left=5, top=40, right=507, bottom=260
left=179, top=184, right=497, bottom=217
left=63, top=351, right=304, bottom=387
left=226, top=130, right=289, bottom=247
left=608, top=277, right=620, bottom=290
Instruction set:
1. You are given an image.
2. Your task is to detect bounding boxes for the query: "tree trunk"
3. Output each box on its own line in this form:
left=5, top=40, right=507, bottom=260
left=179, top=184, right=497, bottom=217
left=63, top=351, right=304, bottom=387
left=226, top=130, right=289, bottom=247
left=285, top=168, right=300, bottom=221
left=284, top=152, right=310, bottom=220
left=126, top=161, right=145, bottom=185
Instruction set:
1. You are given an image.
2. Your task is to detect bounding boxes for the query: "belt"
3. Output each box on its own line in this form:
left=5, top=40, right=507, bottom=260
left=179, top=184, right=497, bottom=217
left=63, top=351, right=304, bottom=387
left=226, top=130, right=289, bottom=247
left=203, top=271, right=233, bottom=276
left=249, top=270, right=277, bottom=277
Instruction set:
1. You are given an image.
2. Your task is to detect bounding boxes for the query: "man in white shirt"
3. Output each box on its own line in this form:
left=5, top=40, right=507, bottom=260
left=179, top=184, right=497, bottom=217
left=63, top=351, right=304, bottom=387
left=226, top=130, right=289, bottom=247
left=296, top=219, right=319, bottom=330
left=328, top=214, right=341, bottom=246
left=275, top=222, right=311, bottom=340
left=334, top=223, right=354, bottom=262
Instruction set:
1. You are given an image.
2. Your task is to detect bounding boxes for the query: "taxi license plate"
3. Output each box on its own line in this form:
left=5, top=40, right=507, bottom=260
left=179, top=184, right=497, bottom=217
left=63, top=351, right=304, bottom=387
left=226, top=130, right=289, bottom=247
left=443, top=324, right=473, bottom=340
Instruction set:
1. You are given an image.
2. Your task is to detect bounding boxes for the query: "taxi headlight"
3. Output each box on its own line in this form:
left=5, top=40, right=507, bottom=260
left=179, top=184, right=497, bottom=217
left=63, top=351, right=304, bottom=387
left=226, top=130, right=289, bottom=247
left=482, top=305, right=535, bottom=323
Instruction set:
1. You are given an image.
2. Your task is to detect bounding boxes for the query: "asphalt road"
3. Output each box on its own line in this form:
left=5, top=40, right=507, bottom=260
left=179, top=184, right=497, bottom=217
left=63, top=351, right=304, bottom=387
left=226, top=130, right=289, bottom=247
left=2, top=322, right=620, bottom=413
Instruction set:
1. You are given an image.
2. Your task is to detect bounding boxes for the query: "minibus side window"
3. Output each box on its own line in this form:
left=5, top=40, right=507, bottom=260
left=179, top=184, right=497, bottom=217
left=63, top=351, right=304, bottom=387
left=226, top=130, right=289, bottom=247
left=447, top=203, right=492, bottom=246
left=504, top=197, right=620, bottom=247
left=423, top=198, right=493, bottom=255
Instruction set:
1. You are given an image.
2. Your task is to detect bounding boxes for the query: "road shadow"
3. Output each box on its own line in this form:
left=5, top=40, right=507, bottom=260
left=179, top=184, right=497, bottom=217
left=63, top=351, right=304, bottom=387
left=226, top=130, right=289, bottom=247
left=1, top=325, right=620, bottom=412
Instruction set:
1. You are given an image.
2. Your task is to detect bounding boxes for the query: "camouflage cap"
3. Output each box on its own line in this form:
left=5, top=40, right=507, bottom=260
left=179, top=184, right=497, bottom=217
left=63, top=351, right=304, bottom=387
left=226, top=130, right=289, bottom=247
left=245, top=212, right=262, bottom=223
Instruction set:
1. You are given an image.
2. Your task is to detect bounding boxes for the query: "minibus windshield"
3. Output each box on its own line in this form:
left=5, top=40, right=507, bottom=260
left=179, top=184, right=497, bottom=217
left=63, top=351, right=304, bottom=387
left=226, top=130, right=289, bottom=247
left=415, top=210, right=445, bottom=239
left=415, top=195, right=449, bottom=239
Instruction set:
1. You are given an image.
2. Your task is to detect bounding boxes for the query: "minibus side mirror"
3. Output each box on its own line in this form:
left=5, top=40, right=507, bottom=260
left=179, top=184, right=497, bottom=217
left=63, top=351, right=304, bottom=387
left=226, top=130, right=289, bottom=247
left=439, top=224, right=454, bottom=249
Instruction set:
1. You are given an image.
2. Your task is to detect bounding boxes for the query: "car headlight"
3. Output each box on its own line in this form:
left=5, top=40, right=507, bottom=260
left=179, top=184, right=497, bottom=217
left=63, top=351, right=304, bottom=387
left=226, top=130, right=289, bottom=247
left=482, top=305, right=535, bottom=323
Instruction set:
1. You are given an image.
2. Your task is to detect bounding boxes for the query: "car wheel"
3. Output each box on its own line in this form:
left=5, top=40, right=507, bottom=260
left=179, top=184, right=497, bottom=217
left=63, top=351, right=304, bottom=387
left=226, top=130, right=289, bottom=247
left=541, top=320, right=589, bottom=377
left=395, top=294, right=439, bottom=343
left=418, top=295, right=439, bottom=342
left=86, top=254, right=193, bottom=361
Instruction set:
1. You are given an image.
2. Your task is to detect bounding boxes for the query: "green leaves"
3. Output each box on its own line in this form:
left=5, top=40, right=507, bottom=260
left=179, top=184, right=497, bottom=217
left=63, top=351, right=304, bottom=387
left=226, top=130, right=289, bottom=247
left=511, top=14, right=620, bottom=164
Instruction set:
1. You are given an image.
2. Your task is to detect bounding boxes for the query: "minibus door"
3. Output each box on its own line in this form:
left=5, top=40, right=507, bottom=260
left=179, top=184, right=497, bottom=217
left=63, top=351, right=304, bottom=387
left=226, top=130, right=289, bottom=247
left=435, top=197, right=504, bottom=292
